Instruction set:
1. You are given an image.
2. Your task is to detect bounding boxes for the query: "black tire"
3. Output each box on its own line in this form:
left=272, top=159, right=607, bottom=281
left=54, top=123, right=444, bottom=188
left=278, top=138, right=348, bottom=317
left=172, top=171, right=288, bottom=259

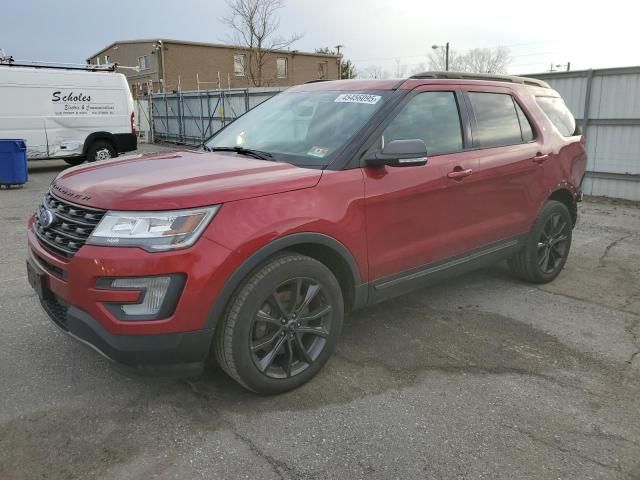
left=63, top=158, right=85, bottom=166
left=215, top=252, right=344, bottom=394
left=508, top=200, right=573, bottom=284
left=87, top=140, right=116, bottom=162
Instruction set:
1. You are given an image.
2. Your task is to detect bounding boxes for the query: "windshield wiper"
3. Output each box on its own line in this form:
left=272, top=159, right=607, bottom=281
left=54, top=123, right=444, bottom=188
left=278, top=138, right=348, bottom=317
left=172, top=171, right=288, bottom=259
left=203, top=146, right=274, bottom=161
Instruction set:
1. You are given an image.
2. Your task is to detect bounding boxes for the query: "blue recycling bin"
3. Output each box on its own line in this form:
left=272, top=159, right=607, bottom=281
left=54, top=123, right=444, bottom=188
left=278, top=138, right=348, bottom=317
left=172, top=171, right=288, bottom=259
left=0, top=139, right=28, bottom=187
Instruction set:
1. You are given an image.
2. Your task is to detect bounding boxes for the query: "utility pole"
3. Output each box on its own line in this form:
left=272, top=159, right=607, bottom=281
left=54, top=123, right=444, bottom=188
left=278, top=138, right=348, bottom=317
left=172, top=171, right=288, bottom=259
left=334, top=44, right=344, bottom=79
left=555, top=62, right=571, bottom=72
left=445, top=42, right=449, bottom=72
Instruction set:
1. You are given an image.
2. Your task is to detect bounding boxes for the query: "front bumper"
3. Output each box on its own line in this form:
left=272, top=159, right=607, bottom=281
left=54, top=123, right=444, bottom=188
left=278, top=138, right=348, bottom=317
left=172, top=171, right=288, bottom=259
left=43, top=293, right=212, bottom=375
left=27, top=218, right=238, bottom=373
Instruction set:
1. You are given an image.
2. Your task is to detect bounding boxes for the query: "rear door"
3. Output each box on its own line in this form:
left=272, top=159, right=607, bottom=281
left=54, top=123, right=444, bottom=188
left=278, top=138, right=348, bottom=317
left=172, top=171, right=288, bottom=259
left=458, top=86, right=547, bottom=243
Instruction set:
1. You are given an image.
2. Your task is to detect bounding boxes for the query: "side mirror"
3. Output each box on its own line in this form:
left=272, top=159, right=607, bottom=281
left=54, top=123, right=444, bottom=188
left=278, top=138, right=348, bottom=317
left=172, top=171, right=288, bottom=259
left=365, top=139, right=428, bottom=167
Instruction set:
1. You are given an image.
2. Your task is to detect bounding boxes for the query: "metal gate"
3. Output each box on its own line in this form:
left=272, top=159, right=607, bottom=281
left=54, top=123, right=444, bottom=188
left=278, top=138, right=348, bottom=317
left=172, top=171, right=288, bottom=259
left=531, top=66, right=640, bottom=201
left=150, top=87, right=284, bottom=146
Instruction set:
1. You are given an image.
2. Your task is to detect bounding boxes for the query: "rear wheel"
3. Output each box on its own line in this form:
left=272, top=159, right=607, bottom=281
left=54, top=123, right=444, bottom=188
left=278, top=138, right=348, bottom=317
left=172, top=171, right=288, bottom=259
left=508, top=200, right=573, bottom=284
left=215, top=253, right=343, bottom=394
left=63, top=158, right=85, bottom=166
left=87, top=140, right=116, bottom=162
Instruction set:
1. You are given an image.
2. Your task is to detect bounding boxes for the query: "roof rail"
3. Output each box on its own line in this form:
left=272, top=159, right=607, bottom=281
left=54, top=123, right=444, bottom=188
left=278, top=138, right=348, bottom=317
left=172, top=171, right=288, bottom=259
left=409, top=71, right=550, bottom=89
left=304, top=79, right=331, bottom=84
left=0, top=60, right=116, bottom=72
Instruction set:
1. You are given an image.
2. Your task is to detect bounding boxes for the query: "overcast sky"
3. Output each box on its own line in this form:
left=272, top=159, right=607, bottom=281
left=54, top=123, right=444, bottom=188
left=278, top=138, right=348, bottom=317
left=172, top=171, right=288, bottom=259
left=3, top=0, right=639, bottom=75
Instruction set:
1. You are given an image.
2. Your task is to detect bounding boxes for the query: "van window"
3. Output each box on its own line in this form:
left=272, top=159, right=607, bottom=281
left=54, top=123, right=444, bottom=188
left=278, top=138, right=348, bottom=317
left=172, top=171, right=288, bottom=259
left=382, top=91, right=463, bottom=155
left=535, top=96, right=576, bottom=136
left=468, top=92, right=524, bottom=148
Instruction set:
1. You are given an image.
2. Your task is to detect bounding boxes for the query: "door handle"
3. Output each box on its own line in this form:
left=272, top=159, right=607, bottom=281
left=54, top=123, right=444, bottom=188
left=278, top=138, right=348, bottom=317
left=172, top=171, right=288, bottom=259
left=447, top=168, right=473, bottom=180
left=533, top=153, right=550, bottom=164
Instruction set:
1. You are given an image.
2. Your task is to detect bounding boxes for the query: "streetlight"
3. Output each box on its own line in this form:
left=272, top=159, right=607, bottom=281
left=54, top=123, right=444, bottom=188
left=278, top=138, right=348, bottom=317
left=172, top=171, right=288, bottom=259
left=432, top=42, right=450, bottom=71
left=555, top=62, right=571, bottom=72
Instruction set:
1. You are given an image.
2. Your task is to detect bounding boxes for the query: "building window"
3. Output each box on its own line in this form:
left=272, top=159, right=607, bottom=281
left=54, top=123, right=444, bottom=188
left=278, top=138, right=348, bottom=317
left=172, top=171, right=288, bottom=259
left=276, top=57, right=287, bottom=79
left=138, top=55, right=150, bottom=71
left=318, top=62, right=328, bottom=80
left=234, top=54, right=246, bottom=76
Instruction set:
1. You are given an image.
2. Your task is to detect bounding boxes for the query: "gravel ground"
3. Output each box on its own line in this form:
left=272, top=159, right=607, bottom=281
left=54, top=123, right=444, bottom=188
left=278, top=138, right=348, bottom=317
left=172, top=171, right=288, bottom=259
left=1, top=148, right=639, bottom=479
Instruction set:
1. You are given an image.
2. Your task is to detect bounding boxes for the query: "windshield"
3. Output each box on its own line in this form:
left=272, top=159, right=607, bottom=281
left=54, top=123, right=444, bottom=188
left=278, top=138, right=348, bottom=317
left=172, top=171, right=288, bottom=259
left=204, top=91, right=391, bottom=167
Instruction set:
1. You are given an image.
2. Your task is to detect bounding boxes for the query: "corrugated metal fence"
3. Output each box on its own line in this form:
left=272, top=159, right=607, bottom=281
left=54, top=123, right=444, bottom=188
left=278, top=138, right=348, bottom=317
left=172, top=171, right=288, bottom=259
left=531, top=67, right=640, bottom=201
left=149, top=87, right=284, bottom=146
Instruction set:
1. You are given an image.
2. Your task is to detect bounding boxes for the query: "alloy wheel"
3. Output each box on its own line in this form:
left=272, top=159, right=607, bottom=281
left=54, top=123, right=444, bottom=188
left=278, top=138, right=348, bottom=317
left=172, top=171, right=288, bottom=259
left=537, top=214, right=569, bottom=274
left=250, top=277, right=332, bottom=379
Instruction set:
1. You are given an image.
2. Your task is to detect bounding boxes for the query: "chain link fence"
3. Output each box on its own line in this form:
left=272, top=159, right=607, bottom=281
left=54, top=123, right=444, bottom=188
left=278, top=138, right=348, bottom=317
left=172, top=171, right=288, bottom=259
left=138, top=87, right=284, bottom=146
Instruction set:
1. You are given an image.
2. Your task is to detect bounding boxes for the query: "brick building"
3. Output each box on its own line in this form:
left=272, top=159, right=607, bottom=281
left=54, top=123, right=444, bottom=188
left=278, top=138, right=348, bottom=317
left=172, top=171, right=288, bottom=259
left=86, top=39, right=341, bottom=96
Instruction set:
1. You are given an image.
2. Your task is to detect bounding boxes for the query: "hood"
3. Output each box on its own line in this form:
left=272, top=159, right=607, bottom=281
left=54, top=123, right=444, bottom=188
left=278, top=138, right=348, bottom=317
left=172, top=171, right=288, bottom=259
left=51, top=150, right=323, bottom=210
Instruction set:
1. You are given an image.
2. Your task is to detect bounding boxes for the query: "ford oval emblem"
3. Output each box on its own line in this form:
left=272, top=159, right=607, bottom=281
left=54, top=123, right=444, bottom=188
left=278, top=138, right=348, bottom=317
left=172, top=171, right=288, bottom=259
left=39, top=208, right=56, bottom=229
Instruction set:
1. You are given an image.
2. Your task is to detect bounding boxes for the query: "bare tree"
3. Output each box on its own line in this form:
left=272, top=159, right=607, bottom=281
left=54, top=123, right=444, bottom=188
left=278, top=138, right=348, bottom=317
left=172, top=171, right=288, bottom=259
left=360, top=65, right=390, bottom=79
left=222, top=0, right=303, bottom=86
left=428, top=48, right=462, bottom=71
left=410, top=62, right=428, bottom=75
left=428, top=47, right=511, bottom=74
left=393, top=59, right=408, bottom=78
left=460, top=47, right=511, bottom=74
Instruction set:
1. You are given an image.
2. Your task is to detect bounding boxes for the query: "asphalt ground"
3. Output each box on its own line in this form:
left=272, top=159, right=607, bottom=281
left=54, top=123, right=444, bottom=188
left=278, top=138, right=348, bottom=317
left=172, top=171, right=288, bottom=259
left=1, top=148, right=639, bottom=479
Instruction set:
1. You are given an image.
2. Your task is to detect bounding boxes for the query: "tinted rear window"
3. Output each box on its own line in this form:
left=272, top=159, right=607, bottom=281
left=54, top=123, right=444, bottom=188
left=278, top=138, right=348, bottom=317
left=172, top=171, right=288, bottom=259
left=535, top=96, right=576, bottom=136
left=468, top=92, right=523, bottom=148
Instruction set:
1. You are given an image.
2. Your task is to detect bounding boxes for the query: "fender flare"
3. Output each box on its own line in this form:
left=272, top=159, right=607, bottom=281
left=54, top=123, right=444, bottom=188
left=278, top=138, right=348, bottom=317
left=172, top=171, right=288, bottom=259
left=204, top=232, right=364, bottom=330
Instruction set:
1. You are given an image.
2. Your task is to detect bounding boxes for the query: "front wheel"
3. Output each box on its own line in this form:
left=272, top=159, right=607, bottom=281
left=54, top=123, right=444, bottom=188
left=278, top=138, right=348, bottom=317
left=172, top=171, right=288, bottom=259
left=215, top=253, right=344, bottom=394
left=508, top=200, right=573, bottom=284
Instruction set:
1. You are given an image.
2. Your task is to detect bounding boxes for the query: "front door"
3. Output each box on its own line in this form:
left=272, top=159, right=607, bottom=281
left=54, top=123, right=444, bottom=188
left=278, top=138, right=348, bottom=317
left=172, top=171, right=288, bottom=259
left=363, top=87, right=480, bottom=282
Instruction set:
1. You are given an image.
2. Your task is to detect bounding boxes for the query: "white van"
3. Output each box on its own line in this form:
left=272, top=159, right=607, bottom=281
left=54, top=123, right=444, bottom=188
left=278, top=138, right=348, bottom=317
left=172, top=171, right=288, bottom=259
left=0, top=63, right=137, bottom=165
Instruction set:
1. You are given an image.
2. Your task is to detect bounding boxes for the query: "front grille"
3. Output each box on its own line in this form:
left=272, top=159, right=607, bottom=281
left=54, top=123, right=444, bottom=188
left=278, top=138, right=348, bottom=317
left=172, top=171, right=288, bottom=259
left=34, top=192, right=106, bottom=259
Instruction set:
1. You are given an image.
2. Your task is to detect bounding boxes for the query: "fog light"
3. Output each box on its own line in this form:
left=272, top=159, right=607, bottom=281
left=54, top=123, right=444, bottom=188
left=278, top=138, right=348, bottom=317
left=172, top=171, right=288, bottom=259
left=111, top=276, right=171, bottom=316
left=97, top=274, right=186, bottom=321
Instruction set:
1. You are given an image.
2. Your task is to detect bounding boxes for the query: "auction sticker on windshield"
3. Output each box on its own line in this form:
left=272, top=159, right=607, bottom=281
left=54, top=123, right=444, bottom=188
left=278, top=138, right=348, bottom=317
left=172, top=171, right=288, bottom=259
left=334, top=94, right=381, bottom=104
left=307, top=146, right=329, bottom=158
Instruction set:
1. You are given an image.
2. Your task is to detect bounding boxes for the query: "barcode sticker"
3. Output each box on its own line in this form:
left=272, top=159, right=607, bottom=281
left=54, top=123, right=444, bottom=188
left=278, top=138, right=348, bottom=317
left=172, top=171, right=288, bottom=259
left=334, top=94, right=381, bottom=105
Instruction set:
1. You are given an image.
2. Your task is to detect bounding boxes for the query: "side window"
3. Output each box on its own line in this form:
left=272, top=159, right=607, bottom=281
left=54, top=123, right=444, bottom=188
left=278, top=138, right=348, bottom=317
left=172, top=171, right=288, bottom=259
left=468, top=92, right=523, bottom=148
left=514, top=102, right=535, bottom=142
left=535, top=96, right=576, bottom=136
left=381, top=91, right=463, bottom=155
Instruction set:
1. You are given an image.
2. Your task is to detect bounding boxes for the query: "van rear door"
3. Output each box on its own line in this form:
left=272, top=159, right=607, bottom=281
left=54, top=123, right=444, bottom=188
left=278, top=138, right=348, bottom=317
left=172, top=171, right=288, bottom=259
left=0, top=69, right=49, bottom=158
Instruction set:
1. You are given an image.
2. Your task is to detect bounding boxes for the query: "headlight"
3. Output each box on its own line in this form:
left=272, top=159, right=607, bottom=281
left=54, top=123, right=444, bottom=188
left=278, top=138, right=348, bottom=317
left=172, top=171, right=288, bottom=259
left=87, top=206, right=219, bottom=251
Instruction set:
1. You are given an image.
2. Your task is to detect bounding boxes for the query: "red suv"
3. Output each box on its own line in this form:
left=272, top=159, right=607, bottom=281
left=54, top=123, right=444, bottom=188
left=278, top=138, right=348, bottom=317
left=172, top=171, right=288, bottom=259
left=27, top=73, right=586, bottom=393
